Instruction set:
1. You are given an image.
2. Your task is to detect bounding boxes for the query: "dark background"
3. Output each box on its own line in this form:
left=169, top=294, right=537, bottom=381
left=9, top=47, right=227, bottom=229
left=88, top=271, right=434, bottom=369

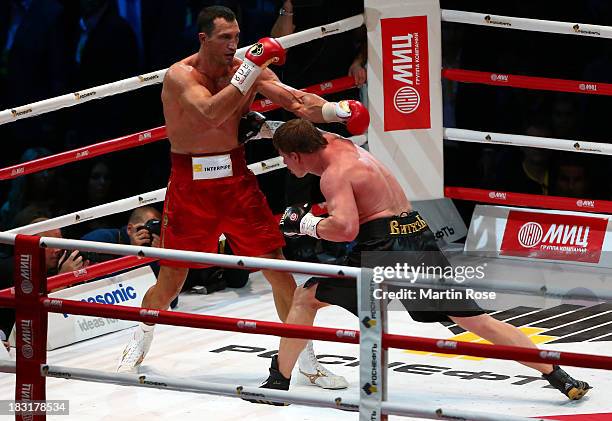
left=0, top=1, right=610, bottom=232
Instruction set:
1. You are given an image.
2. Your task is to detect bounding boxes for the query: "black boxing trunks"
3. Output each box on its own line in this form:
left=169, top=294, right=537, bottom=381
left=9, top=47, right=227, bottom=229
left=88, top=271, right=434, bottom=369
left=304, top=211, right=485, bottom=323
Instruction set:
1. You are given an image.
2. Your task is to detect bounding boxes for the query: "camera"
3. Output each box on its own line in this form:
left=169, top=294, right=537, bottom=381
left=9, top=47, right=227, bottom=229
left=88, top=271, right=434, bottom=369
left=137, top=218, right=161, bottom=246
left=58, top=249, right=100, bottom=271
left=138, top=218, right=161, bottom=236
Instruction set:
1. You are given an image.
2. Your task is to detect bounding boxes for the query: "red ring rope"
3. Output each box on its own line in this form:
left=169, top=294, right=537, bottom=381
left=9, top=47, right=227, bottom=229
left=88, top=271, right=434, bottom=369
left=443, top=68, right=612, bottom=96
left=445, top=186, right=612, bottom=214
left=443, top=68, right=612, bottom=212
left=0, top=76, right=357, bottom=181
left=0, top=256, right=157, bottom=297
left=0, top=127, right=167, bottom=181
left=43, top=297, right=612, bottom=370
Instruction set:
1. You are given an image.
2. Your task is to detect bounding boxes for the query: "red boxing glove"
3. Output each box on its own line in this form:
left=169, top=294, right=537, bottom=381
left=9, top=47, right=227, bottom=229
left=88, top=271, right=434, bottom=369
left=345, top=100, right=370, bottom=135
left=231, top=37, right=286, bottom=95
left=246, top=37, right=286, bottom=67
left=321, top=100, right=370, bottom=135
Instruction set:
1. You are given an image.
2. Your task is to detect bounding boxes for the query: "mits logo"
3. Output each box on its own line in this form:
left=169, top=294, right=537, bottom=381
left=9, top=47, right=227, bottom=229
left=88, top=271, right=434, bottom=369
left=381, top=16, right=430, bottom=131
left=62, top=283, right=137, bottom=318
left=500, top=211, right=608, bottom=263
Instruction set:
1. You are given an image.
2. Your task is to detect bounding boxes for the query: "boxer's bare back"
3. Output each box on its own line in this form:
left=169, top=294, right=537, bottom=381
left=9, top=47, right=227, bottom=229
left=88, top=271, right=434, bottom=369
left=318, top=133, right=412, bottom=225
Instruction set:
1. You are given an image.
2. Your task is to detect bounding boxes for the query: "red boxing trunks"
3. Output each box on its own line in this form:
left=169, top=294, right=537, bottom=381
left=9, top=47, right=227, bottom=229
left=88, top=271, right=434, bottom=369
left=159, top=146, right=285, bottom=267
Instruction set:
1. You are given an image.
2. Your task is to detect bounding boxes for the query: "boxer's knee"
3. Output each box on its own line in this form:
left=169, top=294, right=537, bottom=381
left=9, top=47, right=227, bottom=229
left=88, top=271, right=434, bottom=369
left=450, top=314, right=498, bottom=336
left=259, top=248, right=285, bottom=260
left=292, top=284, right=323, bottom=312
left=154, top=266, right=188, bottom=301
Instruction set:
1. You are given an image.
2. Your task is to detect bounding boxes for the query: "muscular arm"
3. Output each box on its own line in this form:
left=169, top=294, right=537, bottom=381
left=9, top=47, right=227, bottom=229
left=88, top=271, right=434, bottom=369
left=317, top=169, right=360, bottom=242
left=256, top=69, right=328, bottom=123
left=164, top=64, right=244, bottom=127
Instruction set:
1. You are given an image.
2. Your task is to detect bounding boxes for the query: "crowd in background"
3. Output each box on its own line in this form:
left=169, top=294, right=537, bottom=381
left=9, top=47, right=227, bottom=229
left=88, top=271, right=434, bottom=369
left=1, top=1, right=611, bottom=237
left=442, top=1, right=612, bottom=220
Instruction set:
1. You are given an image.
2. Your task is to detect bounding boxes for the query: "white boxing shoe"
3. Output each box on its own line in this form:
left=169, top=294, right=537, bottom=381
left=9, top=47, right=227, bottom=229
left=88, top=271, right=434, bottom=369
left=297, top=340, right=349, bottom=389
left=117, top=323, right=155, bottom=373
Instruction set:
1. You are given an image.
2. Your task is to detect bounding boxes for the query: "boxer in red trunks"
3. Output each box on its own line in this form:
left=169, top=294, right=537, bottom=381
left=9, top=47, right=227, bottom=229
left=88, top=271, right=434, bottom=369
left=117, top=6, right=368, bottom=390
left=161, top=146, right=280, bottom=265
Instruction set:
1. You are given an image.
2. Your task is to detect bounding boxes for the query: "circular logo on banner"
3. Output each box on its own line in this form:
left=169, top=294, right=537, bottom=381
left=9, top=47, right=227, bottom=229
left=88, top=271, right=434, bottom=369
left=21, top=280, right=33, bottom=294
left=393, top=86, right=420, bottom=114
left=22, top=344, right=33, bottom=359
left=517, top=222, right=544, bottom=248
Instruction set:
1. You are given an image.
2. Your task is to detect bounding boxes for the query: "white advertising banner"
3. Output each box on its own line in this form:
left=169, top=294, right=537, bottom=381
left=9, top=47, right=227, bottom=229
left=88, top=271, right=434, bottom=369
left=10, top=266, right=156, bottom=350
left=365, top=0, right=443, bottom=200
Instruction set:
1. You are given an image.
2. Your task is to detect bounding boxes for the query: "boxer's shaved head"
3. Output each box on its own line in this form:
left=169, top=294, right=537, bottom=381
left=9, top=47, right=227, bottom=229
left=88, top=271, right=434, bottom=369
left=272, top=119, right=328, bottom=154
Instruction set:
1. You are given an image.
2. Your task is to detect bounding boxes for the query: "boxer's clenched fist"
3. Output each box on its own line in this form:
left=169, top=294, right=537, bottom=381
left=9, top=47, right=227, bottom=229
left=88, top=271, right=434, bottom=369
left=279, top=203, right=322, bottom=238
left=231, top=37, right=286, bottom=95
left=321, top=100, right=370, bottom=135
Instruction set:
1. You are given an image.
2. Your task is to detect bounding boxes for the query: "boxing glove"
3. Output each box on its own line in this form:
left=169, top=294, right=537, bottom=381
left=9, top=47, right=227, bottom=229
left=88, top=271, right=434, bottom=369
left=279, top=203, right=323, bottom=239
left=231, top=37, right=286, bottom=95
left=321, top=100, right=370, bottom=135
left=238, top=111, right=266, bottom=144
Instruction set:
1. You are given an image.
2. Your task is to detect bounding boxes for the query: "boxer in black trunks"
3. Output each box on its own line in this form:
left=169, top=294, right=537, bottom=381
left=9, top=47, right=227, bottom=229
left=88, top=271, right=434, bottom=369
left=303, top=210, right=485, bottom=321
left=249, top=119, right=591, bottom=403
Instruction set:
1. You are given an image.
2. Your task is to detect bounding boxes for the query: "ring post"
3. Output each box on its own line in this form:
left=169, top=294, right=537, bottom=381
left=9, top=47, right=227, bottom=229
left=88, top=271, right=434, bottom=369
left=14, top=234, right=48, bottom=420
left=358, top=268, right=387, bottom=420
left=365, top=0, right=443, bottom=200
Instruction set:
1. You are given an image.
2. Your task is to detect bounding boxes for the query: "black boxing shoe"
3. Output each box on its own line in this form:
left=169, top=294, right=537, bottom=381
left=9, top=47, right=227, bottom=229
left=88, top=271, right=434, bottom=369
left=543, top=365, right=592, bottom=400
left=244, top=356, right=291, bottom=406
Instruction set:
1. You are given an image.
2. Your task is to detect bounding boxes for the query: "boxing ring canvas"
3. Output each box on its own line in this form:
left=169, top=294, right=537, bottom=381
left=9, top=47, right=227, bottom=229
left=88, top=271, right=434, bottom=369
left=1, top=272, right=610, bottom=420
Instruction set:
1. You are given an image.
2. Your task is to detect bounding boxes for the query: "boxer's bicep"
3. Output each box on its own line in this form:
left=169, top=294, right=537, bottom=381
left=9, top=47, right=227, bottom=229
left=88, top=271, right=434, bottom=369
left=319, top=173, right=359, bottom=242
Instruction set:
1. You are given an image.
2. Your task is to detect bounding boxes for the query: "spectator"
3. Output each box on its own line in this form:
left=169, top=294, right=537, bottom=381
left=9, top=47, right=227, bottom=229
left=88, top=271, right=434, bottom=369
left=551, top=95, right=582, bottom=140
left=81, top=205, right=248, bottom=303
left=550, top=157, right=592, bottom=198
left=0, top=0, right=68, bottom=160
left=37, top=220, right=89, bottom=276
left=270, top=0, right=366, bottom=93
left=499, top=146, right=551, bottom=195
left=0, top=212, right=88, bottom=344
left=0, top=147, right=64, bottom=230
left=80, top=205, right=178, bottom=306
left=81, top=205, right=162, bottom=263
left=65, top=0, right=140, bottom=146
left=86, top=160, right=116, bottom=208
left=62, top=159, right=124, bottom=238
